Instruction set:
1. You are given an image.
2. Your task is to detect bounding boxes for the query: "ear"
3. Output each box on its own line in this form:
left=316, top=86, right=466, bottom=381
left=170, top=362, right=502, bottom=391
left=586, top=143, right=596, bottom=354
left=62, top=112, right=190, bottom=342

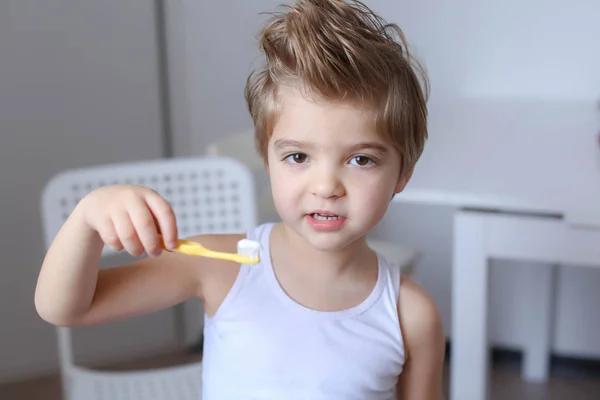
left=394, top=167, right=414, bottom=194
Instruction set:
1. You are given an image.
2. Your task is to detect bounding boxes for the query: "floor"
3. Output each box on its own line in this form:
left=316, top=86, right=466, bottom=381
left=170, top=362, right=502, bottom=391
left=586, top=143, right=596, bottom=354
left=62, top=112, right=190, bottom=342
left=1, top=351, right=599, bottom=399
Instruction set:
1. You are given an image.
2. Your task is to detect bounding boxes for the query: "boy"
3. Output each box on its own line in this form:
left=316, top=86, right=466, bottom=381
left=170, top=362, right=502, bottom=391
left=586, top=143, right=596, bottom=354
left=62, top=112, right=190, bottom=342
left=35, top=0, right=445, bottom=398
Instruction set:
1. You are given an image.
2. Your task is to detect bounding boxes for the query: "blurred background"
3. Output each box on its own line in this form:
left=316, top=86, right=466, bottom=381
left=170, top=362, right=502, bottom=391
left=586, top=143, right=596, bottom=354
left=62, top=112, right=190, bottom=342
left=0, top=0, right=599, bottom=399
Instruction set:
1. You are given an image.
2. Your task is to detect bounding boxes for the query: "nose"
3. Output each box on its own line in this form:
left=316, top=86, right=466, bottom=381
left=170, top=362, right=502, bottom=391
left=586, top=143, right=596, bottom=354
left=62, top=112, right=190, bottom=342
left=309, top=165, right=345, bottom=199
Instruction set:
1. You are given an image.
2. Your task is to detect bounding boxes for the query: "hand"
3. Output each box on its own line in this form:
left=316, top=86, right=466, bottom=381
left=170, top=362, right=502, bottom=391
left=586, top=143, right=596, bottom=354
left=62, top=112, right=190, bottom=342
left=78, top=185, right=178, bottom=257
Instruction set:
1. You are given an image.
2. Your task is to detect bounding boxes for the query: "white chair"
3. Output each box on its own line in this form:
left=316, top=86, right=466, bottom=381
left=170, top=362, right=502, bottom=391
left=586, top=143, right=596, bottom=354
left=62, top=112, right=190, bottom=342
left=205, top=131, right=419, bottom=277
left=40, top=156, right=258, bottom=400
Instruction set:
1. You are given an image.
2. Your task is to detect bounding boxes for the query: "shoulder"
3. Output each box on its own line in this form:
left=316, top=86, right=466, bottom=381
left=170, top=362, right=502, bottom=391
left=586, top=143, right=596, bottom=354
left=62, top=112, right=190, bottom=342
left=397, top=277, right=445, bottom=363
left=186, top=222, right=272, bottom=295
left=395, top=277, right=446, bottom=399
left=182, top=232, right=247, bottom=285
left=182, top=232, right=249, bottom=315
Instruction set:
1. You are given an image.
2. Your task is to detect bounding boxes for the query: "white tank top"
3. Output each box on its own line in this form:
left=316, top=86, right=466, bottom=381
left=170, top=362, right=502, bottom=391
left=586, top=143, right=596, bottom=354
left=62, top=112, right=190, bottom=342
left=201, top=223, right=405, bottom=400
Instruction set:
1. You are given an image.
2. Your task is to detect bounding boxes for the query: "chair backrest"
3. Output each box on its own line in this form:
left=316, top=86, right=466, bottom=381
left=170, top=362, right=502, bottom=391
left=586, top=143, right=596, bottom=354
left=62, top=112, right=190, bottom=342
left=39, top=156, right=258, bottom=377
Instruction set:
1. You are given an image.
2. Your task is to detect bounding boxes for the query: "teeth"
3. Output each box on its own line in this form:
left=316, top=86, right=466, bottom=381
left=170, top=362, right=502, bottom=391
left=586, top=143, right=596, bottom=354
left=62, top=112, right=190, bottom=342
left=313, top=213, right=340, bottom=221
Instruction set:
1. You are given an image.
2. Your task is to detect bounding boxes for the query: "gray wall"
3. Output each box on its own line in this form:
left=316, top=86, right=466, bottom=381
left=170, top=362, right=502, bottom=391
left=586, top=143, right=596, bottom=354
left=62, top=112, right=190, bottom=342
left=170, top=0, right=600, bottom=360
left=0, top=0, right=176, bottom=382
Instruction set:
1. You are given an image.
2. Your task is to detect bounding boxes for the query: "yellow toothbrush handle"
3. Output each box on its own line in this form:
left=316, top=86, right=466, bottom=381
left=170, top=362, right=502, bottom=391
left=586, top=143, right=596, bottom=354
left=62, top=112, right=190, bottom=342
left=172, top=239, right=259, bottom=264
left=202, top=249, right=259, bottom=264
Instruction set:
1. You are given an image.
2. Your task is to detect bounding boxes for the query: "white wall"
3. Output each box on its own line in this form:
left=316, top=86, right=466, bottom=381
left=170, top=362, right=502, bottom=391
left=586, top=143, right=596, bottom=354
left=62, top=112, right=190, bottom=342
left=171, top=0, right=285, bottom=153
left=171, top=0, right=600, bottom=359
left=0, top=0, right=177, bottom=382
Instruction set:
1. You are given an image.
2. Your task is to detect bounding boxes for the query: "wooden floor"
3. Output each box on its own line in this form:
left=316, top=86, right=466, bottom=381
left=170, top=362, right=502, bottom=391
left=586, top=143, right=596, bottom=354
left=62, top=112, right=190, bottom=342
left=1, top=351, right=599, bottom=399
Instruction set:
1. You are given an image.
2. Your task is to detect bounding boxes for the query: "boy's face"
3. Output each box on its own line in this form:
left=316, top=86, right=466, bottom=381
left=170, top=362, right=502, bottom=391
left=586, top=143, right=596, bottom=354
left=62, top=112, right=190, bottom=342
left=266, top=88, right=411, bottom=251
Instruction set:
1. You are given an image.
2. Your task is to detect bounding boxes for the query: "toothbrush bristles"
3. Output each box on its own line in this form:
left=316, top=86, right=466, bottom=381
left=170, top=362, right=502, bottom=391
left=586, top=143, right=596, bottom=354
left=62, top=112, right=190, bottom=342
left=237, top=239, right=261, bottom=261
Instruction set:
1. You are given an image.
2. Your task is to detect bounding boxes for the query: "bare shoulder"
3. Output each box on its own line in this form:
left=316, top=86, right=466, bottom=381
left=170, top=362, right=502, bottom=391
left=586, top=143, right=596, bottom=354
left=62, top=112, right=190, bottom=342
left=395, top=277, right=445, bottom=399
left=182, top=232, right=247, bottom=316
left=397, top=277, right=445, bottom=360
left=173, top=232, right=246, bottom=290
left=118, top=231, right=245, bottom=293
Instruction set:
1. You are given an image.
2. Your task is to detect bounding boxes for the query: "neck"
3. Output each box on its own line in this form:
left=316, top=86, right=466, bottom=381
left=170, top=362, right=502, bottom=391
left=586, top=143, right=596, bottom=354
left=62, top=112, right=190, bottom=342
left=272, top=222, right=373, bottom=280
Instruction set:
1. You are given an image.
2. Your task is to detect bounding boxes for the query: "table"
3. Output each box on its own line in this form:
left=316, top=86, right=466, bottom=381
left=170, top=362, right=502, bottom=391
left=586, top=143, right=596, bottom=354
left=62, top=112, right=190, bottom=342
left=395, top=189, right=600, bottom=399
left=392, top=99, right=600, bottom=399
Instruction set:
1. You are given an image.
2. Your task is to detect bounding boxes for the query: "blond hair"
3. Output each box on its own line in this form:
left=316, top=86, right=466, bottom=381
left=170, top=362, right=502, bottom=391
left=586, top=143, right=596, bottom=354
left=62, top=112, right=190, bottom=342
left=244, top=0, right=429, bottom=175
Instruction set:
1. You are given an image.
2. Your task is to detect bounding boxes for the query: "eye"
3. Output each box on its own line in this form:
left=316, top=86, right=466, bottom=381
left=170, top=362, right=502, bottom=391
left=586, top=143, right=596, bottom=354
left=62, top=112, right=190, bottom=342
left=350, top=155, right=374, bottom=167
left=284, top=153, right=309, bottom=164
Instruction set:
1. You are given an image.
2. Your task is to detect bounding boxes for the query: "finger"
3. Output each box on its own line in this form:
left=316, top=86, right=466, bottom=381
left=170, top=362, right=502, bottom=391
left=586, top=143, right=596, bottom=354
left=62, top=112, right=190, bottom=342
left=144, top=193, right=178, bottom=249
left=128, top=199, right=162, bottom=257
left=97, top=217, right=124, bottom=252
left=112, top=210, right=144, bottom=257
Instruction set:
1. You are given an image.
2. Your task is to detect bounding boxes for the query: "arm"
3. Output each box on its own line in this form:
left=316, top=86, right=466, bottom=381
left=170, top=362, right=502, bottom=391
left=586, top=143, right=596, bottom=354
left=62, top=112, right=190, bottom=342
left=396, top=278, right=446, bottom=400
left=34, top=185, right=241, bottom=327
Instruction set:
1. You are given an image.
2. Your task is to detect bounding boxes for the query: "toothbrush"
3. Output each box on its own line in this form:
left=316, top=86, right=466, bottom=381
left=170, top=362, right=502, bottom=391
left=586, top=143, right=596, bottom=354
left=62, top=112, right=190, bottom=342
left=166, top=238, right=261, bottom=264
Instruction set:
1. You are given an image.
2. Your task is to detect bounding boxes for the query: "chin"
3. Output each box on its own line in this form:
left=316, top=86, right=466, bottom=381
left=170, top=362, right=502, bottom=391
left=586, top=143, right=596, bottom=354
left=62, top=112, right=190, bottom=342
left=306, top=237, right=346, bottom=252
left=303, top=227, right=365, bottom=252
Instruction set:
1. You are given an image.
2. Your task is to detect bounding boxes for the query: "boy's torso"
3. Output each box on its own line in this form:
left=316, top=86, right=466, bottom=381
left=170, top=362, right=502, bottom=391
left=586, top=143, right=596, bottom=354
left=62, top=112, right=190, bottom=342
left=200, top=223, right=404, bottom=400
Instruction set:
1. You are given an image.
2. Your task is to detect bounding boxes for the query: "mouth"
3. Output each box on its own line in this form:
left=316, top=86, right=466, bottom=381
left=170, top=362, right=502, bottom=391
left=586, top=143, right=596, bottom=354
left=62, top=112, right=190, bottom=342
left=308, top=212, right=345, bottom=221
left=306, top=211, right=347, bottom=231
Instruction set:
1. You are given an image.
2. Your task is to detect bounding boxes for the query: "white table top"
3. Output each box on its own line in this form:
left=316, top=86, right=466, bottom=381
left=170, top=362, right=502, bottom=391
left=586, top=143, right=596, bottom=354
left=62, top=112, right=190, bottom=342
left=394, top=98, right=600, bottom=227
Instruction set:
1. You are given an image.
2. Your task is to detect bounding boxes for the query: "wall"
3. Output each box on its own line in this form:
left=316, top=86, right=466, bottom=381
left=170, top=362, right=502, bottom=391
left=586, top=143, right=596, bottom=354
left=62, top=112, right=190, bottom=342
left=170, top=0, right=600, bottom=359
left=0, top=0, right=176, bottom=382
left=370, top=0, right=600, bottom=359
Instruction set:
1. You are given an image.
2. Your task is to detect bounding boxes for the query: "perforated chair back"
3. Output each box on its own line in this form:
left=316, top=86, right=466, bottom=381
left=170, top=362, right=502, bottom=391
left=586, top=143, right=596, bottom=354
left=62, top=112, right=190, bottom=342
left=40, top=156, right=257, bottom=395
left=42, top=157, right=257, bottom=253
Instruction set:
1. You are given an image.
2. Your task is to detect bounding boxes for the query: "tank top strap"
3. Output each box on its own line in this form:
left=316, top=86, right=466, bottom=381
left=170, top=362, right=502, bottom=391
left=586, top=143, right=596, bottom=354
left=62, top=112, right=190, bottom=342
left=246, top=222, right=275, bottom=247
left=377, top=253, right=402, bottom=304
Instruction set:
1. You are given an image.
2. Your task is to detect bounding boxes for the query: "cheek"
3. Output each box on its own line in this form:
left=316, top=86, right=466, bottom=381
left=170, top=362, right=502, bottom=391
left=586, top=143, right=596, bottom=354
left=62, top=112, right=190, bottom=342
left=268, top=166, right=298, bottom=210
left=360, top=181, right=393, bottom=203
left=268, top=164, right=288, bottom=193
left=350, top=176, right=395, bottom=213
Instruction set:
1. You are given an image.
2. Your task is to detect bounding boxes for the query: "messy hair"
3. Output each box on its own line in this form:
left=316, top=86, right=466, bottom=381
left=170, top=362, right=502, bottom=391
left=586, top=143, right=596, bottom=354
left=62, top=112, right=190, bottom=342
left=244, top=0, right=429, bottom=175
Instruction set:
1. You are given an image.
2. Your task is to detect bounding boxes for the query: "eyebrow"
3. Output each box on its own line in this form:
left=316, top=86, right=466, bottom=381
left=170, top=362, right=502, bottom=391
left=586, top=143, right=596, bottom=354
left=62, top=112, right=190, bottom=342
left=273, top=139, right=388, bottom=155
left=273, top=139, right=311, bottom=151
left=347, top=142, right=388, bottom=155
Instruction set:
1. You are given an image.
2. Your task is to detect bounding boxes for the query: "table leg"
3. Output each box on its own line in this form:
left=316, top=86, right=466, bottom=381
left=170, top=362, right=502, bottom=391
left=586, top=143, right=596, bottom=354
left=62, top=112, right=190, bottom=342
left=522, top=263, right=556, bottom=382
left=451, top=211, right=490, bottom=400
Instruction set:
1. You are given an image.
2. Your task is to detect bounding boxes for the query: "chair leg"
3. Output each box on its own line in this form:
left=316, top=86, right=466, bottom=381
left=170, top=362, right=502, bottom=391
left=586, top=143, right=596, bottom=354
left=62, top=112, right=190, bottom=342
left=189, top=333, right=204, bottom=354
left=173, top=303, right=186, bottom=347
